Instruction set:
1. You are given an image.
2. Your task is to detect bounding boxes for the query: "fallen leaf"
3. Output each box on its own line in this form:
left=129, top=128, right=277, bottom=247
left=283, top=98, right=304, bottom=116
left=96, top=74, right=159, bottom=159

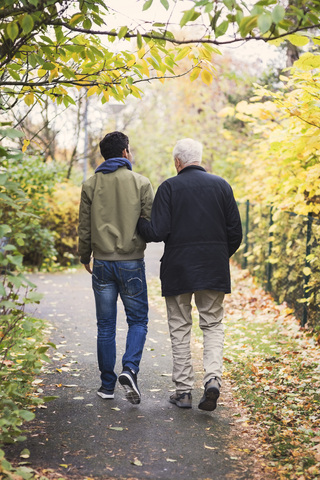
left=204, top=444, right=217, bottom=450
left=109, top=426, right=123, bottom=431
left=166, top=458, right=177, bottom=462
left=131, top=457, right=142, bottom=466
left=20, top=449, right=30, bottom=459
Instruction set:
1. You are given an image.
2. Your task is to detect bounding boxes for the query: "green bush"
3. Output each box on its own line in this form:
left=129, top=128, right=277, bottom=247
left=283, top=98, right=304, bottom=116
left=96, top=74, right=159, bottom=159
left=1, top=146, right=66, bottom=269
left=0, top=128, right=56, bottom=479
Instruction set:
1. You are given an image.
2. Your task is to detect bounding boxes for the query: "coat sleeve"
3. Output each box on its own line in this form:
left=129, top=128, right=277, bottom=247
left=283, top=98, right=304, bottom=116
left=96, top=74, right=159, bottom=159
left=225, top=186, right=243, bottom=257
left=138, top=182, right=171, bottom=243
left=140, top=180, right=154, bottom=221
left=78, top=185, right=92, bottom=264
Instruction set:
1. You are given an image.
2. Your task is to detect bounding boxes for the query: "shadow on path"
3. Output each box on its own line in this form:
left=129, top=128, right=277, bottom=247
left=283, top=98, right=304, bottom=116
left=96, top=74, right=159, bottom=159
left=6, top=244, right=263, bottom=480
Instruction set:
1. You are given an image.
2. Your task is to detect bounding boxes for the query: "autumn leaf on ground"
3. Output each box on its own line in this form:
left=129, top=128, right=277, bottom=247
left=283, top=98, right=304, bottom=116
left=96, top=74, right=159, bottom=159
left=20, top=449, right=30, bottom=459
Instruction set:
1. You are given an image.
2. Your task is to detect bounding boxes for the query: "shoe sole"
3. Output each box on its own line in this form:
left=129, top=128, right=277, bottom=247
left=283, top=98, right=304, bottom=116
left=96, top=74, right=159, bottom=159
left=119, top=373, right=141, bottom=405
left=169, top=398, right=192, bottom=408
left=97, top=391, right=114, bottom=399
left=198, top=389, right=219, bottom=411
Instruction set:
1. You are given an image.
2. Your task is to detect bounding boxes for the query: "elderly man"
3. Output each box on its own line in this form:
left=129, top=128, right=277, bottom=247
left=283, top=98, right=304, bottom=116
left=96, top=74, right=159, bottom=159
left=138, top=138, right=242, bottom=411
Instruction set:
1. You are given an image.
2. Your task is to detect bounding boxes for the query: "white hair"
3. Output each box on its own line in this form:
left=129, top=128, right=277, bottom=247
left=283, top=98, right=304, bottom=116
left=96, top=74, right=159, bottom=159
left=173, top=138, right=203, bottom=166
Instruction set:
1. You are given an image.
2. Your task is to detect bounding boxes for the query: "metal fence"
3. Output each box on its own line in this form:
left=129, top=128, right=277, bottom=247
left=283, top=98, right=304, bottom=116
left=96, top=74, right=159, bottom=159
left=234, top=201, right=320, bottom=328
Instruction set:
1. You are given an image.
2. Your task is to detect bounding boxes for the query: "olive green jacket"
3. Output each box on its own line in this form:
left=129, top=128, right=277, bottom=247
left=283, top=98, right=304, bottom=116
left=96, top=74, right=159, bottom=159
left=78, top=167, right=154, bottom=264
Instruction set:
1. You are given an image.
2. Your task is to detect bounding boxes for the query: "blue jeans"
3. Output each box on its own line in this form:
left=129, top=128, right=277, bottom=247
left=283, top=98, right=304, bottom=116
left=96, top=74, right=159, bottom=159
left=92, top=258, right=149, bottom=391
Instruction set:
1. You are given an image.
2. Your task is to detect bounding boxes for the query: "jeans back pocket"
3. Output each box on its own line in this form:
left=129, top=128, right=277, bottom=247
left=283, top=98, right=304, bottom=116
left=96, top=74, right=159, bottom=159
left=119, top=267, right=143, bottom=297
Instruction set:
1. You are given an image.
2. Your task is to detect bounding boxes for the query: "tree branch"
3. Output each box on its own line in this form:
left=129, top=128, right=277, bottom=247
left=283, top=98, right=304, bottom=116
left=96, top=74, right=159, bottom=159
left=49, top=20, right=320, bottom=46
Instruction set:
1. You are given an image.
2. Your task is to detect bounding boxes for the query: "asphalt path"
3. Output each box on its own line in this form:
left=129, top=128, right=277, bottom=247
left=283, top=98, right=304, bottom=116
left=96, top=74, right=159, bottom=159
left=5, top=243, right=264, bottom=480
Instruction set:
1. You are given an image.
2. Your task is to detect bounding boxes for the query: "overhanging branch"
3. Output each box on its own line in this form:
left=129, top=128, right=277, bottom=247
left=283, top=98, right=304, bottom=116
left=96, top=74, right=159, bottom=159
left=49, top=20, right=320, bottom=46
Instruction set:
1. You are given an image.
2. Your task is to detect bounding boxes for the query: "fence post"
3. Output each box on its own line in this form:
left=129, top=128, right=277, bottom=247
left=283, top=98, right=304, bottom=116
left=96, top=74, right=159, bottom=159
left=302, top=213, right=313, bottom=327
left=243, top=200, right=250, bottom=269
left=266, top=206, right=273, bottom=292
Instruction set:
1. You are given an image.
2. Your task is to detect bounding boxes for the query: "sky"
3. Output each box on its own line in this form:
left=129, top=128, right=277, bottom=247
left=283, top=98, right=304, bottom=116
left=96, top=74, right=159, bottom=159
left=105, top=0, right=279, bottom=69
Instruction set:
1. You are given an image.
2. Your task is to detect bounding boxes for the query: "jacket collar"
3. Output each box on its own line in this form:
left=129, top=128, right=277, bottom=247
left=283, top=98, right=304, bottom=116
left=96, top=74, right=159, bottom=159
left=178, top=165, right=206, bottom=175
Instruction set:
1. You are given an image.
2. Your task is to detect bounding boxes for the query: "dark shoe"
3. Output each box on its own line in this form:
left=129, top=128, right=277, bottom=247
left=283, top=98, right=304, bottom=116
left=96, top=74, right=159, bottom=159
left=198, top=378, right=220, bottom=411
left=169, top=391, right=192, bottom=408
left=119, top=367, right=141, bottom=405
left=97, top=386, right=114, bottom=399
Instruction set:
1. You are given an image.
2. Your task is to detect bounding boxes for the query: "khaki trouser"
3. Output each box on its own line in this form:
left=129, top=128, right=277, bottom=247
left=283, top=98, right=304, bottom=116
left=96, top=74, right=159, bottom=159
left=165, top=290, right=225, bottom=393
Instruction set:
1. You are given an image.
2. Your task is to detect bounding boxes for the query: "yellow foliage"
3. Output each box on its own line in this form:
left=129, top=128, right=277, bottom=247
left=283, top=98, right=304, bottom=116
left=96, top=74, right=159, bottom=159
left=229, top=54, right=320, bottom=217
left=201, top=69, right=213, bottom=86
left=22, top=139, right=30, bottom=152
left=218, top=106, right=235, bottom=117
left=44, top=182, right=81, bottom=265
left=24, top=92, right=34, bottom=106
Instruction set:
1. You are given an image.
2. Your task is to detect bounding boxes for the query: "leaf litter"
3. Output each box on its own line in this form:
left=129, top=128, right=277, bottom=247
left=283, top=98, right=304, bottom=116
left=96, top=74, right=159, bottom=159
left=221, top=263, right=320, bottom=480
left=149, top=263, right=320, bottom=479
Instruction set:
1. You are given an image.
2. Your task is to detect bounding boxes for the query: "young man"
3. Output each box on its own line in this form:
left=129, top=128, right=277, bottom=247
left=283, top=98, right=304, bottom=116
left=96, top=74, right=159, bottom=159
left=138, top=138, right=242, bottom=411
left=78, top=131, right=154, bottom=404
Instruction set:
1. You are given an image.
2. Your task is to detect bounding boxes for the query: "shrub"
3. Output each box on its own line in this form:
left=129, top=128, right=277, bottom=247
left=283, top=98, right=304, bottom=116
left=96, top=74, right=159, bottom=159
left=43, top=182, right=81, bottom=267
left=0, top=129, right=55, bottom=480
left=1, top=147, right=65, bottom=269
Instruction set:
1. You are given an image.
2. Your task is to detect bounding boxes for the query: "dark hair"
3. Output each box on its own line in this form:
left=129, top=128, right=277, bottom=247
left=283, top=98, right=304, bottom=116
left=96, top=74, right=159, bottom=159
left=99, top=131, right=129, bottom=160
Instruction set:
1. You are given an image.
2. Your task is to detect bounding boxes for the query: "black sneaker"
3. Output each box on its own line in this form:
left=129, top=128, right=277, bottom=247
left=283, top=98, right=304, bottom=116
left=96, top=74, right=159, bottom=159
left=97, top=386, right=114, bottom=399
left=118, top=367, right=141, bottom=405
left=169, top=391, right=192, bottom=408
left=198, top=378, right=220, bottom=411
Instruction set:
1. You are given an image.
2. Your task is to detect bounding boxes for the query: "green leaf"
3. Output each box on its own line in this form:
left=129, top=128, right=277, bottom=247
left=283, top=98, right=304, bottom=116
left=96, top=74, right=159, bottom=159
left=83, top=18, right=92, bottom=29
left=175, top=46, right=190, bottom=61
left=143, top=0, right=153, bottom=11
left=215, top=20, right=229, bottom=37
left=21, top=15, right=34, bottom=34
left=24, top=291, right=43, bottom=303
left=223, top=0, right=234, bottom=10
left=239, top=16, right=258, bottom=37
left=258, top=13, right=272, bottom=34
left=42, top=62, right=56, bottom=70
left=118, top=26, right=128, bottom=39
left=0, top=128, right=24, bottom=139
left=210, top=10, right=222, bottom=29
left=43, top=396, right=59, bottom=402
left=19, top=410, right=35, bottom=422
left=160, top=0, right=169, bottom=9
left=0, top=225, right=11, bottom=237
left=272, top=4, right=285, bottom=24
left=137, top=32, right=142, bottom=49
left=6, top=22, right=19, bottom=41
left=20, top=449, right=30, bottom=459
left=180, top=8, right=196, bottom=27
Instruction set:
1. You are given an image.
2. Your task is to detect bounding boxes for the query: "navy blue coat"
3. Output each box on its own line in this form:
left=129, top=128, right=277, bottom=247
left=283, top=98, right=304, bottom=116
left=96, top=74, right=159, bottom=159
left=138, top=165, right=242, bottom=297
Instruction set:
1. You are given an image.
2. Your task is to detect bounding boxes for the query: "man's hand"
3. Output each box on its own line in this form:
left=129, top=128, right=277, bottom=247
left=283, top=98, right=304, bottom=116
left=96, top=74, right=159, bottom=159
left=84, top=263, right=92, bottom=274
